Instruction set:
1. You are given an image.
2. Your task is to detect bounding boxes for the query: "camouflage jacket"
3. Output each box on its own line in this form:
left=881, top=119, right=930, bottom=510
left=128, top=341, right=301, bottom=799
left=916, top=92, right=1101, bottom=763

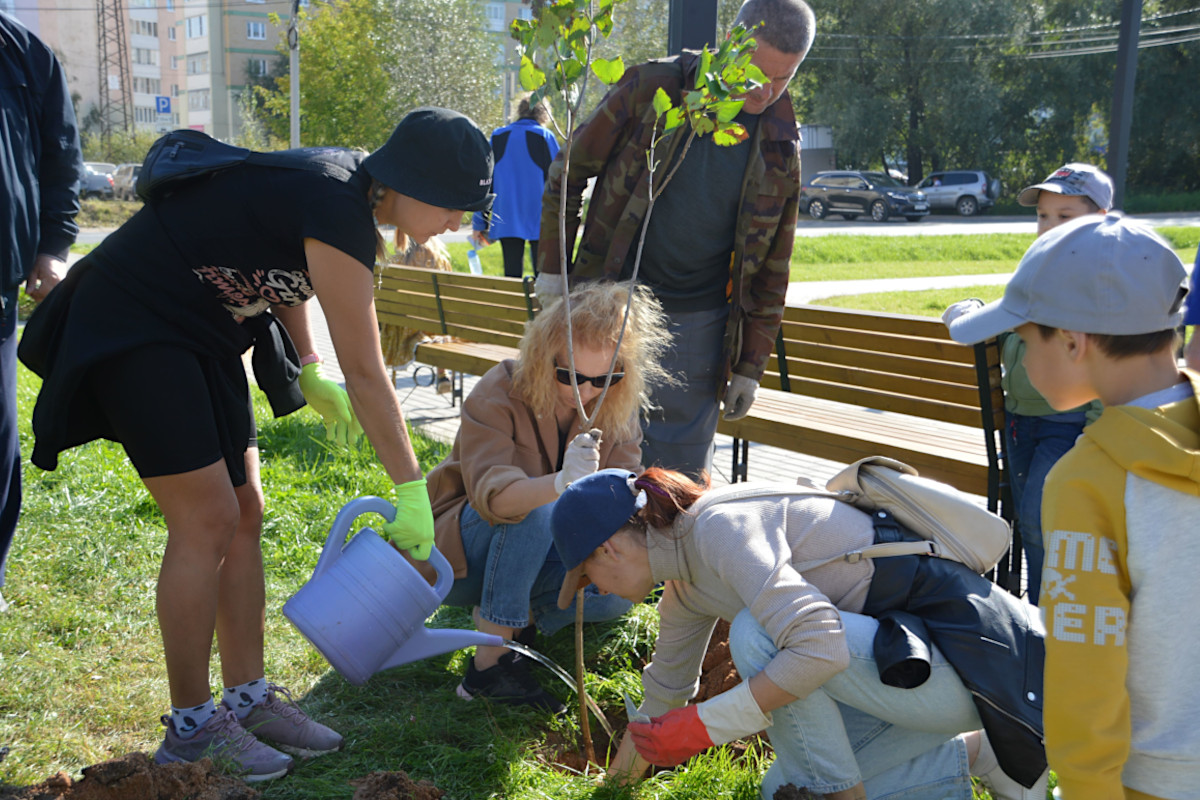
left=537, top=51, right=800, bottom=385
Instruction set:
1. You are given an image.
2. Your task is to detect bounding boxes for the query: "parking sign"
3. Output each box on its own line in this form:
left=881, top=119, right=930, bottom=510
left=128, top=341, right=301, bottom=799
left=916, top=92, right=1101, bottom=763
left=155, top=96, right=171, bottom=114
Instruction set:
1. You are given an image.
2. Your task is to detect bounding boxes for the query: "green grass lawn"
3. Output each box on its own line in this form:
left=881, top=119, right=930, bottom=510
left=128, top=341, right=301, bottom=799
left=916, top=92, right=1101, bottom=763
left=444, top=226, right=1198, bottom=286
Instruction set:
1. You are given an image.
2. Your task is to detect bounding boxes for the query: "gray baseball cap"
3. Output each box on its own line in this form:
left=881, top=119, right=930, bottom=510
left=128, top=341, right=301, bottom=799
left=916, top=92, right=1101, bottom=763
left=947, top=213, right=1188, bottom=345
left=1017, top=162, right=1114, bottom=210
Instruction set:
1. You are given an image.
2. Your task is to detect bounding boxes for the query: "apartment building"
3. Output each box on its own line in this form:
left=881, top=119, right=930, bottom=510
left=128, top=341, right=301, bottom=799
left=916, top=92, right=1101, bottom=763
left=15, top=0, right=528, bottom=142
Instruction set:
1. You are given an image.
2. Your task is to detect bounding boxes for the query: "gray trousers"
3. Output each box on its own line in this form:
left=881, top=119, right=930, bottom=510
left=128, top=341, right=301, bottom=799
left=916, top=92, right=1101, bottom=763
left=640, top=306, right=729, bottom=478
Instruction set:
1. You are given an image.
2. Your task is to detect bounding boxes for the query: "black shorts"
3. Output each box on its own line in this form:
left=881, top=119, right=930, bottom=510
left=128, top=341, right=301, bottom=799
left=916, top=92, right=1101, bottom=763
left=84, top=344, right=257, bottom=486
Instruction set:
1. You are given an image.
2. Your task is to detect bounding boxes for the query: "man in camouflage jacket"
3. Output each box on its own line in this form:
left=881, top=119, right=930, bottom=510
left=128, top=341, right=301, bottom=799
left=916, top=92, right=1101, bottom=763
left=536, top=0, right=814, bottom=476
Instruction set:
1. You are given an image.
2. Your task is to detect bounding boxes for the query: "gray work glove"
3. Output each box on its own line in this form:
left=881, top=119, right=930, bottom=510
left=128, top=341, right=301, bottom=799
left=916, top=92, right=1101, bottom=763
left=722, top=374, right=759, bottom=421
left=554, top=428, right=602, bottom=495
left=940, top=298, right=985, bottom=327
left=534, top=271, right=567, bottom=308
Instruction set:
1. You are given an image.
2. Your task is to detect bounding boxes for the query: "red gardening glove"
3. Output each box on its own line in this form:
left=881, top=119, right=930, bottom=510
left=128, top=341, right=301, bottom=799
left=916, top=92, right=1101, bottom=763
left=628, top=705, right=714, bottom=767
left=628, top=683, right=773, bottom=768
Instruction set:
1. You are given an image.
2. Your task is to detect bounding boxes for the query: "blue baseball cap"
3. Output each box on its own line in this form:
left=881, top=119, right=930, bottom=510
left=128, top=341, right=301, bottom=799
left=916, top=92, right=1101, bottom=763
left=552, top=468, right=644, bottom=609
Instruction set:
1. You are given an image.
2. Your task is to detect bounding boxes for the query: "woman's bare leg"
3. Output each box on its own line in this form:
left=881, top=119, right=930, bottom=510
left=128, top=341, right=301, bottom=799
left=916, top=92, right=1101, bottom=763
left=143, top=460, right=241, bottom=708
left=215, top=447, right=266, bottom=688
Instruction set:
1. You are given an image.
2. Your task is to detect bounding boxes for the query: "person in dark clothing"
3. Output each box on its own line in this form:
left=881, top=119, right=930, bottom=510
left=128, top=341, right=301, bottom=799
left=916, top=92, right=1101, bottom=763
left=0, top=11, right=83, bottom=614
left=18, top=107, right=493, bottom=781
left=472, top=97, right=560, bottom=278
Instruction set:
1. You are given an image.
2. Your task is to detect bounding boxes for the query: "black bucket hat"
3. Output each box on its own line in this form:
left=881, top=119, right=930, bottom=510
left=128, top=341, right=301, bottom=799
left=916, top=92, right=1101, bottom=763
left=363, top=107, right=495, bottom=212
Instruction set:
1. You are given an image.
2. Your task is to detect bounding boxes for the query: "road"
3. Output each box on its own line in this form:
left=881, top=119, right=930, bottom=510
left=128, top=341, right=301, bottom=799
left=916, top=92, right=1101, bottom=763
left=76, top=210, right=1200, bottom=246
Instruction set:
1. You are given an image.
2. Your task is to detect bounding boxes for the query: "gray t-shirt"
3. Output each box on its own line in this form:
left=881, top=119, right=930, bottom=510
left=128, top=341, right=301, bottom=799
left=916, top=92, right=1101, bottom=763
left=623, top=113, right=759, bottom=312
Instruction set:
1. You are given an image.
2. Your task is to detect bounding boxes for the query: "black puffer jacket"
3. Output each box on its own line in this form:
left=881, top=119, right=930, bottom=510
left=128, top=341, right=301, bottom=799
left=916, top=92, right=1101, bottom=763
left=864, top=514, right=1047, bottom=789
left=0, top=12, right=81, bottom=300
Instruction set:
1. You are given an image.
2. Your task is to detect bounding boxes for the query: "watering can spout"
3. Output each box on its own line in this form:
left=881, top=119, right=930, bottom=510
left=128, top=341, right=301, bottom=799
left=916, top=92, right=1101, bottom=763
left=380, top=628, right=506, bottom=672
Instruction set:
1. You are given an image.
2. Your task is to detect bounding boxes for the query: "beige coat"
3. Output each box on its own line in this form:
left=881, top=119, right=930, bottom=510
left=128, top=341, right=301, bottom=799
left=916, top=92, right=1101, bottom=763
left=424, top=359, right=644, bottom=580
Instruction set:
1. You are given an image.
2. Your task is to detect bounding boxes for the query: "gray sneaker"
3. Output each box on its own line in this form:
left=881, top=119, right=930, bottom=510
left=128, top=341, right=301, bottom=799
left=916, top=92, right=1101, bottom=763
left=235, top=684, right=344, bottom=758
left=154, top=707, right=293, bottom=782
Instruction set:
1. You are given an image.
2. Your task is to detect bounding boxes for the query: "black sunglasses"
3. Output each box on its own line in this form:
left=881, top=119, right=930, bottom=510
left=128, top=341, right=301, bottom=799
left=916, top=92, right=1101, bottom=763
left=555, top=366, right=625, bottom=389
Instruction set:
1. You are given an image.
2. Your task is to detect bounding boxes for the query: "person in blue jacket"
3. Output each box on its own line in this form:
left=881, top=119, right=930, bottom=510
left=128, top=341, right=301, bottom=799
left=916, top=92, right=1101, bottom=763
left=472, top=97, right=559, bottom=278
left=1185, top=250, right=1200, bottom=371
left=0, top=12, right=83, bottom=614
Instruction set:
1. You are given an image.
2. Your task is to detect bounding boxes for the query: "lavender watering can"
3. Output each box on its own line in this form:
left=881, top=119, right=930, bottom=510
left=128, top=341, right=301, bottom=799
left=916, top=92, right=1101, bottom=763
left=283, top=496, right=503, bottom=686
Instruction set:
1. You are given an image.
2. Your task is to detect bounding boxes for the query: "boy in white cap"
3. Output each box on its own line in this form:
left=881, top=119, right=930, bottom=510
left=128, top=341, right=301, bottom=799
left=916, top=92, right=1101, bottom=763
left=943, top=162, right=1113, bottom=604
left=947, top=214, right=1199, bottom=800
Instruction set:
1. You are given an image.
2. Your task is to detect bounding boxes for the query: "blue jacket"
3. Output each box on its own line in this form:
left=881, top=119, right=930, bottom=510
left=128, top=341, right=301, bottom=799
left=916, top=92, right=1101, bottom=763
left=0, top=12, right=82, bottom=296
left=473, top=117, right=558, bottom=242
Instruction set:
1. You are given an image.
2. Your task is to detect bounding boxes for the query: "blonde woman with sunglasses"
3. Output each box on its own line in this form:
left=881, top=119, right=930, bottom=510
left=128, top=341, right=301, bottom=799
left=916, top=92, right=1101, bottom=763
left=422, top=280, right=672, bottom=710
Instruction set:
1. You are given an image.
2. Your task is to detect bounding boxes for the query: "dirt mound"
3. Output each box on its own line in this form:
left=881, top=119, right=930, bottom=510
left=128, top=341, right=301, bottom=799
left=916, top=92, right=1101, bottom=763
left=694, top=618, right=741, bottom=703
left=349, top=770, right=444, bottom=800
left=0, top=752, right=258, bottom=800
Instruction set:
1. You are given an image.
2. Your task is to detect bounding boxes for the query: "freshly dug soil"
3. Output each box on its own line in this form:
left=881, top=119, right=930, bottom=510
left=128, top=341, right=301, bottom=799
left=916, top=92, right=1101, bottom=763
left=694, top=618, right=741, bottom=703
left=349, top=770, right=444, bottom=800
left=0, top=752, right=258, bottom=800
left=0, top=755, right=448, bottom=800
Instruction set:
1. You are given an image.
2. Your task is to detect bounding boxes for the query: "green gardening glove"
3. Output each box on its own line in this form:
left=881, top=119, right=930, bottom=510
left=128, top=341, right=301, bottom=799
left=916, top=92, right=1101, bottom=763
left=381, top=478, right=436, bottom=561
left=298, top=362, right=364, bottom=447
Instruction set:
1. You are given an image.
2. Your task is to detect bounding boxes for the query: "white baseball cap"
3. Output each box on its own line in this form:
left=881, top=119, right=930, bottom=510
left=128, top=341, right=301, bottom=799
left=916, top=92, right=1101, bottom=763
left=1017, top=162, right=1114, bottom=210
left=948, top=213, right=1188, bottom=345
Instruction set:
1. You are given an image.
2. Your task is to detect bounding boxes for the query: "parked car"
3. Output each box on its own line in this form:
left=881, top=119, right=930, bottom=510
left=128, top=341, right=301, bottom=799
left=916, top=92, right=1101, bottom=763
left=799, top=170, right=930, bottom=223
left=80, top=165, right=114, bottom=199
left=85, top=161, right=117, bottom=176
left=112, top=162, right=142, bottom=201
left=913, top=170, right=1002, bottom=216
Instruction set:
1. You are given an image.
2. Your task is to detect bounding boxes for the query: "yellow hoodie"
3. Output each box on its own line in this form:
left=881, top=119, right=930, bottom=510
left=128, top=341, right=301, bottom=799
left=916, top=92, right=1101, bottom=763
left=1041, top=370, right=1200, bottom=800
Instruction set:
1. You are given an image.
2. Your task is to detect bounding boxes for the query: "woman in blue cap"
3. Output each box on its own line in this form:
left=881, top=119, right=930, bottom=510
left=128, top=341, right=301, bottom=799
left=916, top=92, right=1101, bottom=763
left=19, top=108, right=492, bottom=780
left=551, top=467, right=1049, bottom=800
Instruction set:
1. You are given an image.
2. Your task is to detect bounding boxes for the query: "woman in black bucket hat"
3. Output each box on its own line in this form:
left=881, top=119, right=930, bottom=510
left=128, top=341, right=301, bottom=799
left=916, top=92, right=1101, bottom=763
left=18, top=107, right=492, bottom=781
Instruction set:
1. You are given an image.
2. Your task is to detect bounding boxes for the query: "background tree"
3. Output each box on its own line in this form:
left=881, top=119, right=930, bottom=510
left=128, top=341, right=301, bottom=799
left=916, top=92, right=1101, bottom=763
left=255, top=0, right=501, bottom=151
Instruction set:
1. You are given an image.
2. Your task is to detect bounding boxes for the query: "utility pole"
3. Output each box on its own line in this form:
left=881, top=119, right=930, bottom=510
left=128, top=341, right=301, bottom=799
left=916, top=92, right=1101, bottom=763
left=97, top=0, right=132, bottom=140
left=288, top=0, right=300, bottom=147
left=1108, top=0, right=1142, bottom=209
left=667, top=0, right=718, bottom=54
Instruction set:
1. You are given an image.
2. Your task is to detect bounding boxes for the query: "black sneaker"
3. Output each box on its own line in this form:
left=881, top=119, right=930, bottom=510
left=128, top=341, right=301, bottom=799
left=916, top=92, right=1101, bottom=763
left=455, top=652, right=566, bottom=714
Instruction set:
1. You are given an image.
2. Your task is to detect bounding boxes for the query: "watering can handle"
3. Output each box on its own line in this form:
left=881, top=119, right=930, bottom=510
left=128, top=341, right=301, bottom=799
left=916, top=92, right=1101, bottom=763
left=311, top=496, right=456, bottom=597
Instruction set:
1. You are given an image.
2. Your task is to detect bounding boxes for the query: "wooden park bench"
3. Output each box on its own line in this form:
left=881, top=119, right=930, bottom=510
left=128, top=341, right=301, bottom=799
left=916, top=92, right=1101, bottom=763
left=715, top=304, right=1020, bottom=589
left=373, top=264, right=540, bottom=404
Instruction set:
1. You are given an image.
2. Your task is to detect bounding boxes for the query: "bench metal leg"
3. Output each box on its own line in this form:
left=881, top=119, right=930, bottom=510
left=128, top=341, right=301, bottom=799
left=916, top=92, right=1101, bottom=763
left=730, top=437, right=749, bottom=483
left=451, top=371, right=464, bottom=408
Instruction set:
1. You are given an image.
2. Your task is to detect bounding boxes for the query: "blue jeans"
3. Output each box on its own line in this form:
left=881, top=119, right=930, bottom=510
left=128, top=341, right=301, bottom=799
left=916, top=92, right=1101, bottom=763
left=640, top=306, right=728, bottom=478
left=442, top=502, right=632, bottom=636
left=1005, top=410, right=1086, bottom=604
left=728, top=609, right=980, bottom=800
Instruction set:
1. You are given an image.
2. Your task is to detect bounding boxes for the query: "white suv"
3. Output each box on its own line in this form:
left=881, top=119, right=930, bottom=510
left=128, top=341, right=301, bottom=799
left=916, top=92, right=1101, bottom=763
left=913, top=170, right=1002, bottom=216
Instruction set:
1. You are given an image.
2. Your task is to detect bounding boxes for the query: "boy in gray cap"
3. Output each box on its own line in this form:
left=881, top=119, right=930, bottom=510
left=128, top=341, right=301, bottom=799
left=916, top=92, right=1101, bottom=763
left=1017, top=161, right=1113, bottom=237
left=943, top=162, right=1112, bottom=604
left=948, top=213, right=1198, bottom=800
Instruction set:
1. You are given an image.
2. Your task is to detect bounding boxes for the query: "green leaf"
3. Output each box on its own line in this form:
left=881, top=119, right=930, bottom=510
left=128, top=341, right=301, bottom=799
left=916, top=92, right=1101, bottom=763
left=698, top=48, right=713, bottom=82
left=519, top=55, right=547, bottom=92
left=652, top=86, right=673, bottom=117
left=745, top=63, right=769, bottom=86
left=663, top=106, right=686, bottom=132
left=693, top=116, right=716, bottom=136
left=558, top=57, right=583, bottom=85
left=591, top=56, right=625, bottom=86
left=683, top=90, right=706, bottom=111
left=712, top=122, right=749, bottom=146
left=714, top=99, right=745, bottom=123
